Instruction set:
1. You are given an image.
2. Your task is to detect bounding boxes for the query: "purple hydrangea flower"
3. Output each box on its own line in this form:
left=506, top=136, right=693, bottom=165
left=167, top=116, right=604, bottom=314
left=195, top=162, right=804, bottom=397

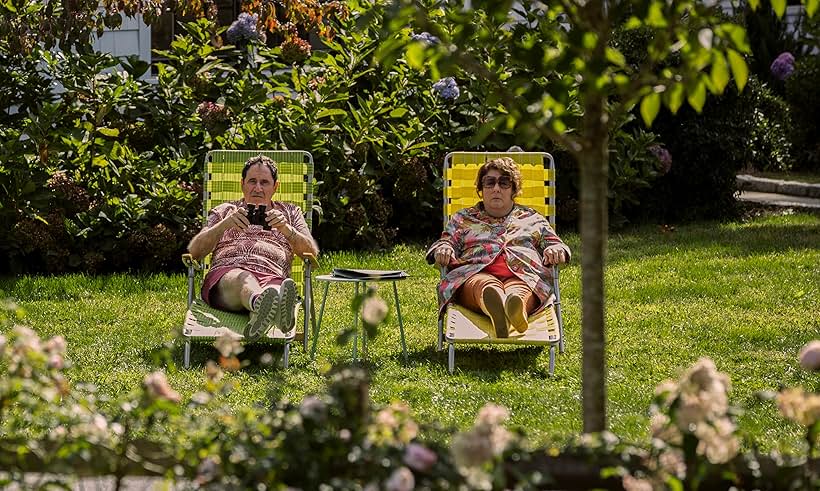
left=770, top=52, right=795, bottom=81
left=649, top=144, right=672, bottom=175
left=432, top=77, right=460, bottom=101
left=226, top=13, right=266, bottom=45
left=410, top=31, right=439, bottom=45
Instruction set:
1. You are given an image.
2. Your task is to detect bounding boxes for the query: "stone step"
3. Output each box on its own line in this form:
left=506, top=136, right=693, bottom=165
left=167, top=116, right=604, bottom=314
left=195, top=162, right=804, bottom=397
left=736, top=174, right=820, bottom=198
left=737, top=190, right=820, bottom=210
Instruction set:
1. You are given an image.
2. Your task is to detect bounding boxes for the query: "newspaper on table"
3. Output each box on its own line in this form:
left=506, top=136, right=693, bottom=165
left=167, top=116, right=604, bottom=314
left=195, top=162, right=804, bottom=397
left=331, top=268, right=409, bottom=280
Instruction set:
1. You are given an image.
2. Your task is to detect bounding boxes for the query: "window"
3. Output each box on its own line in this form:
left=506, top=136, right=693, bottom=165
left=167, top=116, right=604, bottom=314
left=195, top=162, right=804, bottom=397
left=151, top=0, right=242, bottom=63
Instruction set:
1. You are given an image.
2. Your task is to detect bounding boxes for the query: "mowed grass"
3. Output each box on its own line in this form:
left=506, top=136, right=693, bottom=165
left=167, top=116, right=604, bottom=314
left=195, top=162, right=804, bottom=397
left=1, top=212, right=818, bottom=452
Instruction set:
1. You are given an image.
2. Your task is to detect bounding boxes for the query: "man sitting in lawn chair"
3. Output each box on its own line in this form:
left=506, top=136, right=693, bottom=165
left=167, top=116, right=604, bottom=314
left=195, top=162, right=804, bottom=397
left=427, top=156, right=570, bottom=337
left=188, top=155, right=319, bottom=340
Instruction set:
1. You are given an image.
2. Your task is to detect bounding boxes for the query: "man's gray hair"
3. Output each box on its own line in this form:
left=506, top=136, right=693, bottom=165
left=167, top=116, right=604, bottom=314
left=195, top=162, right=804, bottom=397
left=242, top=155, right=278, bottom=181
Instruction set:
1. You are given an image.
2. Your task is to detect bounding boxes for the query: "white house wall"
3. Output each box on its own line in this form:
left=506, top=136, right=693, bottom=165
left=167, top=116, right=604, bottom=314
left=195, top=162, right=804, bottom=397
left=92, top=14, right=151, bottom=78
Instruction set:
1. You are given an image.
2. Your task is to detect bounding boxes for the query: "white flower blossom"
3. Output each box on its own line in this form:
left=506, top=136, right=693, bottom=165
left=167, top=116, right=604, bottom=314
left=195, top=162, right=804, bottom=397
left=384, top=466, right=415, bottom=491
left=214, top=332, right=243, bottom=358
left=361, top=296, right=388, bottom=325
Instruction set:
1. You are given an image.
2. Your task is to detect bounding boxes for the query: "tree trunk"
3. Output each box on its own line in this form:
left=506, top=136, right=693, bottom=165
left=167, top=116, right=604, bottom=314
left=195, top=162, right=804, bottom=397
left=578, top=91, right=609, bottom=433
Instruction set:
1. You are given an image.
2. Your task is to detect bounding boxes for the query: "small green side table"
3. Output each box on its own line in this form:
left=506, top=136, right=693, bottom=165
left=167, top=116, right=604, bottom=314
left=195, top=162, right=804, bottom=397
left=311, top=273, right=408, bottom=362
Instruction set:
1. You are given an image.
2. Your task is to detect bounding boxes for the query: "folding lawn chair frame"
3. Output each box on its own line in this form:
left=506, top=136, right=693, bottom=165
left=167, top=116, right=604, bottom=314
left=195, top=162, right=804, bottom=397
left=438, top=151, right=565, bottom=375
left=181, top=150, right=317, bottom=369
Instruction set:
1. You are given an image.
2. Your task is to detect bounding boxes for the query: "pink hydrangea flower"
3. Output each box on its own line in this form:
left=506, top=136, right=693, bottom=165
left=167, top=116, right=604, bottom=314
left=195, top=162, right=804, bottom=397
left=799, top=340, right=820, bottom=371
left=144, top=371, right=181, bottom=403
left=403, top=443, right=437, bottom=472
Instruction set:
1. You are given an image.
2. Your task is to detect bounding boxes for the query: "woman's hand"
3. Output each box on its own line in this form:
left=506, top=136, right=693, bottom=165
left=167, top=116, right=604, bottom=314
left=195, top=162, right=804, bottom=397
left=542, top=244, right=568, bottom=265
left=433, top=245, right=455, bottom=268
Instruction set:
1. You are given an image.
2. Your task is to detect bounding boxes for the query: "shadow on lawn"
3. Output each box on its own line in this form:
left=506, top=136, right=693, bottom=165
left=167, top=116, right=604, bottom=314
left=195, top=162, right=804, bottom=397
left=401, top=344, right=557, bottom=379
left=608, top=221, right=820, bottom=264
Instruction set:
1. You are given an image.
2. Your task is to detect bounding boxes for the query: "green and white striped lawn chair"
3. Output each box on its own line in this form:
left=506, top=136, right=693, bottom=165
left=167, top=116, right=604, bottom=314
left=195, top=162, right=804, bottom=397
left=182, top=150, right=317, bottom=369
left=438, top=151, right=565, bottom=375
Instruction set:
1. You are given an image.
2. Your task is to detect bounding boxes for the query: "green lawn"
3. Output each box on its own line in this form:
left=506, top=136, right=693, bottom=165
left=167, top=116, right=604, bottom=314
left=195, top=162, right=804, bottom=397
left=1, top=212, right=818, bottom=453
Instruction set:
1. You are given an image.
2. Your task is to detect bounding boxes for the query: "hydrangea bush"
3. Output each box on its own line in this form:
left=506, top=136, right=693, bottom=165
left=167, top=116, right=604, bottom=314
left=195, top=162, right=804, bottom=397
left=2, top=0, right=817, bottom=270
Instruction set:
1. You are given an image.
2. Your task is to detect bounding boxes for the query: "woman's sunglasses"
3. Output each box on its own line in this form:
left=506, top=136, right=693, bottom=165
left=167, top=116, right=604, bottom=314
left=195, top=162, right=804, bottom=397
left=481, top=175, right=513, bottom=189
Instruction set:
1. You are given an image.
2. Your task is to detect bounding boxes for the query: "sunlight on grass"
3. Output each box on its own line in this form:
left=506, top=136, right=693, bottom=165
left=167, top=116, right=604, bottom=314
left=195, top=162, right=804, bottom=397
left=0, top=213, right=818, bottom=452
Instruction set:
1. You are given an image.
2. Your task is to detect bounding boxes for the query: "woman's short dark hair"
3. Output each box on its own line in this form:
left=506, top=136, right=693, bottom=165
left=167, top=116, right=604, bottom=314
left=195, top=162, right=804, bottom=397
left=475, top=157, right=522, bottom=197
left=242, top=155, right=278, bottom=182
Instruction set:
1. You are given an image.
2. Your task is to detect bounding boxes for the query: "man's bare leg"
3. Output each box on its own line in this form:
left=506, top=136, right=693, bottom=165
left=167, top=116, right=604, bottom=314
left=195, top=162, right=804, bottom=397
left=212, top=269, right=266, bottom=312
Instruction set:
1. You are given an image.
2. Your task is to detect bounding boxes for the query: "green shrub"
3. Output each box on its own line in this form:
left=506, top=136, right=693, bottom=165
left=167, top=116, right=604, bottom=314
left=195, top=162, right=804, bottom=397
left=744, top=77, right=795, bottom=172
left=743, top=0, right=808, bottom=90
left=785, top=54, right=820, bottom=171
left=642, top=76, right=794, bottom=223
left=3, top=0, right=811, bottom=271
left=646, top=106, right=742, bottom=222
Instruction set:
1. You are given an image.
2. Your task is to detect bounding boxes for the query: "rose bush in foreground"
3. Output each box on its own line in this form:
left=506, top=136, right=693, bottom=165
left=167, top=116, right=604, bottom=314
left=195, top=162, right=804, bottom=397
left=0, top=301, right=817, bottom=489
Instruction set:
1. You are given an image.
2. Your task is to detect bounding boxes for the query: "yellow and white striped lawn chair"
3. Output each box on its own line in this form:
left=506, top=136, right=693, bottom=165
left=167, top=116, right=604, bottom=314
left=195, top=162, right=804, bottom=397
left=182, top=150, right=317, bottom=369
left=439, top=151, right=565, bottom=375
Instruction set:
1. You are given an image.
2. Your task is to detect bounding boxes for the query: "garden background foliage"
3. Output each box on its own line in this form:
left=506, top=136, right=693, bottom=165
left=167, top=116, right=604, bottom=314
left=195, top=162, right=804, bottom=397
left=0, top=0, right=817, bottom=273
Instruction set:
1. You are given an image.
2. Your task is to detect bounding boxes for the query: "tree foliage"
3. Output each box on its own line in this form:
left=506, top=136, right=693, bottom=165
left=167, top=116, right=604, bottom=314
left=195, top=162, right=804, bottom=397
left=376, top=0, right=816, bottom=432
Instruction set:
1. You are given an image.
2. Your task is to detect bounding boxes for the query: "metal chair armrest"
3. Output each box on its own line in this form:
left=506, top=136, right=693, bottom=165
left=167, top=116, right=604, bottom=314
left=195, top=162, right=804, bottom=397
left=182, top=253, right=204, bottom=271
left=301, top=252, right=319, bottom=268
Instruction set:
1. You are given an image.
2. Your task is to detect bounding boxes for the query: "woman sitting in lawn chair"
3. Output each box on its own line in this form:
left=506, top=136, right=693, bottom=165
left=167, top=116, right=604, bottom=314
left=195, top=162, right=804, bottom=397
left=426, top=156, right=570, bottom=338
left=188, top=155, right=319, bottom=340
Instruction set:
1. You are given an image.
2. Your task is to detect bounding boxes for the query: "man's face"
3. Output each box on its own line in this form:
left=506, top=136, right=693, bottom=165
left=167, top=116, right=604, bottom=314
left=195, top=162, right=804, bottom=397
left=242, top=163, right=279, bottom=205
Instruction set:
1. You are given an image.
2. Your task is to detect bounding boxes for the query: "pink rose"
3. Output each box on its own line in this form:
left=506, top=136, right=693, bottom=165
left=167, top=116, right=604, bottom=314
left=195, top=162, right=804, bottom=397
left=799, top=340, right=820, bottom=371
left=385, top=467, right=414, bottom=491
left=144, top=371, right=181, bottom=403
left=403, top=443, right=437, bottom=472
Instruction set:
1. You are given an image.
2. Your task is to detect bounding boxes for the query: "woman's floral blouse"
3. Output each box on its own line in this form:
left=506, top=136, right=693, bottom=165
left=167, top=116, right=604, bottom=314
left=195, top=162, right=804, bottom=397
left=426, top=203, right=571, bottom=315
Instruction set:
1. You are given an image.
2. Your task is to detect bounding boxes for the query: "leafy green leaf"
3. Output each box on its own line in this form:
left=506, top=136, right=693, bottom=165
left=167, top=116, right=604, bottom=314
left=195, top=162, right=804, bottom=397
left=666, top=83, right=685, bottom=114
left=646, top=2, right=668, bottom=27
left=317, top=109, right=347, bottom=119
left=97, top=127, right=120, bottom=137
left=624, top=16, right=643, bottom=29
left=389, top=108, right=408, bottom=118
left=727, top=49, right=748, bottom=92
left=407, top=141, right=435, bottom=151
left=605, top=47, right=626, bottom=67
left=710, top=52, right=729, bottom=94
left=807, top=0, right=818, bottom=17
left=719, top=24, right=750, bottom=52
left=771, top=0, right=786, bottom=17
left=406, top=43, right=426, bottom=70
left=582, top=32, right=597, bottom=49
left=640, top=92, right=661, bottom=126
left=687, top=79, right=706, bottom=113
